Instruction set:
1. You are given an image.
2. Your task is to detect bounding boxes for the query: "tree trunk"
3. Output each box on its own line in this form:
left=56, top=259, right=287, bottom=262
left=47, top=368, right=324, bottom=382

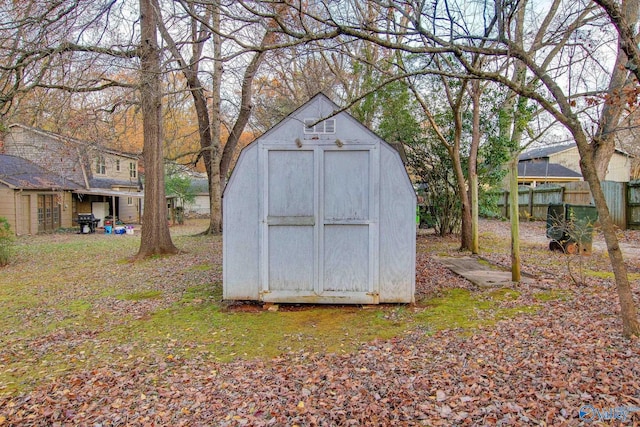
left=219, top=33, right=271, bottom=188
left=508, top=158, right=521, bottom=281
left=574, top=136, right=640, bottom=337
left=469, top=80, right=481, bottom=254
left=449, top=142, right=472, bottom=250
left=593, top=0, right=640, bottom=84
left=593, top=41, right=634, bottom=179
left=451, top=103, right=472, bottom=251
left=409, top=81, right=472, bottom=249
left=207, top=4, right=223, bottom=234
left=136, top=0, right=178, bottom=259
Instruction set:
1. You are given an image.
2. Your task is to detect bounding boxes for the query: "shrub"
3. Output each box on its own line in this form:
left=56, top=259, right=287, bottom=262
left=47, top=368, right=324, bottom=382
left=0, top=217, right=14, bottom=266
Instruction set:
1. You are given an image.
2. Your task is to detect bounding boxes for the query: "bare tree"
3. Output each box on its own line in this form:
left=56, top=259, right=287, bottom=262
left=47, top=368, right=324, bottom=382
left=0, top=0, right=178, bottom=258
left=154, top=0, right=274, bottom=234
left=0, top=1, right=137, bottom=118
left=592, top=0, right=640, bottom=179
left=593, top=0, right=640, bottom=84
left=253, top=0, right=640, bottom=336
left=136, top=0, right=178, bottom=258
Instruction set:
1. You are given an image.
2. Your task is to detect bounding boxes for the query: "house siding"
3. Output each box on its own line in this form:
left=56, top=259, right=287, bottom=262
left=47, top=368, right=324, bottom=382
left=118, top=197, right=140, bottom=223
left=0, top=187, right=74, bottom=235
left=92, top=151, right=138, bottom=185
left=606, top=154, right=632, bottom=182
left=4, top=127, right=86, bottom=187
left=549, top=147, right=631, bottom=182
left=0, top=186, right=16, bottom=232
left=185, top=194, right=211, bottom=215
left=3, top=125, right=142, bottom=232
left=550, top=150, right=581, bottom=174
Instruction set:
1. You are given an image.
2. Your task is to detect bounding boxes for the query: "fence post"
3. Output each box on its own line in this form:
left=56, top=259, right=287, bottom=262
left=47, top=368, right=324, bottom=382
left=528, top=187, right=534, bottom=220
left=504, top=190, right=509, bottom=218
left=624, top=181, right=629, bottom=229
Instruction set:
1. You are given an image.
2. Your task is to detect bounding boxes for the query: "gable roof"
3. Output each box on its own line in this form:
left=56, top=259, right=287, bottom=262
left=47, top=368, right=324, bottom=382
left=88, top=177, right=140, bottom=189
left=0, top=154, right=80, bottom=190
left=250, top=92, right=407, bottom=157
left=7, top=123, right=140, bottom=159
left=520, top=142, right=633, bottom=161
left=519, top=143, right=577, bottom=161
left=255, top=92, right=338, bottom=141
left=518, top=161, right=582, bottom=179
left=189, top=178, right=209, bottom=194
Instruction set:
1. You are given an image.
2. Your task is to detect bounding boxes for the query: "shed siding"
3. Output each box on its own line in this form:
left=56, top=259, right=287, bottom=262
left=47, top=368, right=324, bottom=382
left=269, top=225, right=314, bottom=291
left=379, top=144, right=416, bottom=302
left=223, top=94, right=416, bottom=304
left=223, top=145, right=260, bottom=300
left=323, top=224, right=369, bottom=291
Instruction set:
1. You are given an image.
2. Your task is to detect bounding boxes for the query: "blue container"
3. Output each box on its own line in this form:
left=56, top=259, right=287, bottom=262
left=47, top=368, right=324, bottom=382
left=105, top=225, right=113, bottom=234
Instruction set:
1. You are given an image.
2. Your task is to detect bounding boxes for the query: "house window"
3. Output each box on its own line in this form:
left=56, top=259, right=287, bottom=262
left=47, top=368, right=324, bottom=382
left=129, top=162, right=137, bottom=178
left=116, top=159, right=120, bottom=171
left=95, top=155, right=106, bottom=175
left=304, top=118, right=336, bottom=134
left=127, top=197, right=134, bottom=206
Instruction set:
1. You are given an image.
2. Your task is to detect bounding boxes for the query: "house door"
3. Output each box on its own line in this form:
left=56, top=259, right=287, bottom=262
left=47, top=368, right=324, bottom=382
left=19, top=195, right=31, bottom=235
left=261, top=147, right=378, bottom=303
left=37, top=195, right=60, bottom=233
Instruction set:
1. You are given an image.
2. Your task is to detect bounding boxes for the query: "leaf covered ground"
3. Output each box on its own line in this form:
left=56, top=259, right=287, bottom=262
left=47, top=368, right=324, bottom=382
left=1, top=219, right=639, bottom=426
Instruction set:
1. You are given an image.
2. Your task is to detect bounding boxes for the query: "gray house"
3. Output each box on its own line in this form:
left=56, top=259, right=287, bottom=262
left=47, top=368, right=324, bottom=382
left=223, top=93, right=416, bottom=304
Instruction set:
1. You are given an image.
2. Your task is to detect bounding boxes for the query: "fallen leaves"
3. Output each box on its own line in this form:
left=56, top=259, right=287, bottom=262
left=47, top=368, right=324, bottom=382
left=1, top=220, right=640, bottom=425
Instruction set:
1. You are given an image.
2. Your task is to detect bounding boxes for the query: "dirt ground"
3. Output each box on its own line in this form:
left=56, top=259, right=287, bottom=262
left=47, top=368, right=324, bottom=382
left=473, top=218, right=640, bottom=261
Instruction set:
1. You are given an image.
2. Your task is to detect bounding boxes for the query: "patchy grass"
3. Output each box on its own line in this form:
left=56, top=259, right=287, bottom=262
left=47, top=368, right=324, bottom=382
left=533, top=289, right=572, bottom=302
left=118, top=290, right=163, bottom=301
left=585, top=270, right=640, bottom=281
left=416, top=288, right=537, bottom=333
left=188, top=263, right=213, bottom=272
left=0, top=220, right=552, bottom=397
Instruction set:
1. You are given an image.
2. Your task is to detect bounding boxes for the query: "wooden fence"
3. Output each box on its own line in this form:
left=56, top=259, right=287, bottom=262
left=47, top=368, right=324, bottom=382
left=496, top=180, right=640, bottom=229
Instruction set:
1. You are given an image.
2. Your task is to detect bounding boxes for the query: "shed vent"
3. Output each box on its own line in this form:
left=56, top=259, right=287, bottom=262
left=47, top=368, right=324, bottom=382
left=304, top=118, right=336, bottom=134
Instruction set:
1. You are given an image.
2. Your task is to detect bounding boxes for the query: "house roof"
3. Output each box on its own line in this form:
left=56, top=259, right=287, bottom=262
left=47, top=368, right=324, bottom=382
left=7, top=123, right=140, bottom=159
left=0, top=154, right=80, bottom=190
left=519, top=143, right=577, bottom=161
left=88, top=177, right=140, bottom=189
left=190, top=178, right=209, bottom=194
left=75, top=188, right=143, bottom=199
left=520, top=142, right=633, bottom=161
left=518, top=161, right=582, bottom=179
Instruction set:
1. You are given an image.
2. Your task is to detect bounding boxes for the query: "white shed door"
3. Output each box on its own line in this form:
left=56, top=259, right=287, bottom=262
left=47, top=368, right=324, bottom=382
left=262, top=147, right=378, bottom=303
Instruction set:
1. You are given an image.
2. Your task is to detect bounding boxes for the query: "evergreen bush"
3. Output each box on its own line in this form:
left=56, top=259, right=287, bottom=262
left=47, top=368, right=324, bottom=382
left=0, top=217, right=14, bottom=266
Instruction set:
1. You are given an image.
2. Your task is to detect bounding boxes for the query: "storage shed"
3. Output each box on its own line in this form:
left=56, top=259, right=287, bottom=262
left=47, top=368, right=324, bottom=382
left=223, top=93, right=416, bottom=304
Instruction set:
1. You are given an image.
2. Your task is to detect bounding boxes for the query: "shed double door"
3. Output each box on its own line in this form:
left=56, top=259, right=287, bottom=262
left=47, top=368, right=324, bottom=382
left=261, top=146, right=379, bottom=303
